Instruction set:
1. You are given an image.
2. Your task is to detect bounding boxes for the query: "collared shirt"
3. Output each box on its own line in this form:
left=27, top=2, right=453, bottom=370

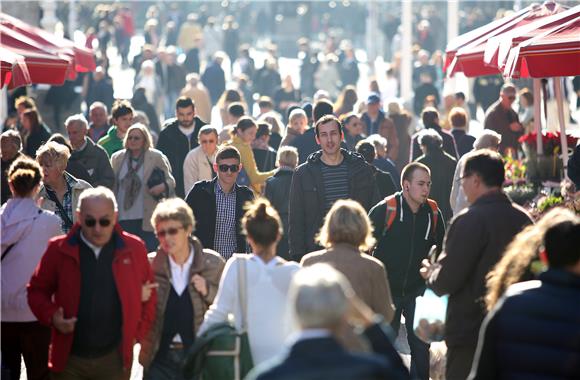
left=214, top=181, right=237, bottom=260
left=74, top=138, right=88, bottom=153
left=79, top=231, right=103, bottom=259
left=45, top=172, right=76, bottom=233
left=168, top=245, right=195, bottom=296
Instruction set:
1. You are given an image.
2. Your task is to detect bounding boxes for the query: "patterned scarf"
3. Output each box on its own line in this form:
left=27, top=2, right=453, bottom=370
left=121, top=151, right=144, bottom=210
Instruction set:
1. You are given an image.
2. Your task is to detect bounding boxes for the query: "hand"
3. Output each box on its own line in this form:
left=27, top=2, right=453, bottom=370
left=52, top=307, right=77, bottom=334
left=192, top=274, right=208, bottom=297
left=346, top=295, right=375, bottom=328
left=149, top=183, right=166, bottom=196
left=142, top=281, right=159, bottom=302
left=509, top=122, right=523, bottom=132
left=420, top=259, right=432, bottom=280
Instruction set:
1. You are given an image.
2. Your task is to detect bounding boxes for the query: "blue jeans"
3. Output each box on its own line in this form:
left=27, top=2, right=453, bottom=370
left=391, top=295, right=430, bottom=380
left=144, top=349, right=186, bottom=380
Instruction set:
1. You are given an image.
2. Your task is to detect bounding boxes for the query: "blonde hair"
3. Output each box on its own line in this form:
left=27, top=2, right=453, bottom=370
left=36, top=141, right=70, bottom=170
left=151, top=197, right=195, bottom=230
left=316, top=199, right=376, bottom=251
left=276, top=146, right=298, bottom=168
left=485, top=207, right=580, bottom=311
left=123, top=123, right=153, bottom=150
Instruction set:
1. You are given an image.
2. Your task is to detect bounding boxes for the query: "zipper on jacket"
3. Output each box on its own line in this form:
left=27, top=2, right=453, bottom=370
left=401, top=213, right=416, bottom=297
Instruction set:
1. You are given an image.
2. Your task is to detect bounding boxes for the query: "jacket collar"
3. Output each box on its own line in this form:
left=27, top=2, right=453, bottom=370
left=472, top=190, right=510, bottom=207
left=539, top=268, right=580, bottom=290
left=60, top=223, right=127, bottom=260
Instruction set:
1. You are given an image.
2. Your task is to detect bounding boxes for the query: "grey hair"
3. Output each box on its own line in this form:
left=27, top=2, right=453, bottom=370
left=199, top=126, right=218, bottom=138
left=89, top=101, right=107, bottom=113
left=77, top=186, right=118, bottom=212
left=1, top=129, right=22, bottom=150
left=65, top=114, right=88, bottom=130
left=418, top=128, right=443, bottom=149
left=474, top=130, right=502, bottom=150
left=289, top=264, right=354, bottom=330
left=276, top=146, right=298, bottom=168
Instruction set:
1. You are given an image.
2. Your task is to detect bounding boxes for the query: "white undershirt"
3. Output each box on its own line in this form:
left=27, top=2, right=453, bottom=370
left=168, top=245, right=195, bottom=296
left=80, top=231, right=103, bottom=259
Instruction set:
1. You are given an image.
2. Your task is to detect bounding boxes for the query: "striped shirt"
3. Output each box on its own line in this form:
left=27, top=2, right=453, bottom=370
left=320, top=160, right=349, bottom=214
left=214, top=181, right=238, bottom=260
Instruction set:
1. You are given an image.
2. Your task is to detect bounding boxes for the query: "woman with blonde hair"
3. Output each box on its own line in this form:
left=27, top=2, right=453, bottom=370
left=111, top=123, right=175, bottom=250
left=301, top=199, right=395, bottom=323
left=485, top=207, right=580, bottom=312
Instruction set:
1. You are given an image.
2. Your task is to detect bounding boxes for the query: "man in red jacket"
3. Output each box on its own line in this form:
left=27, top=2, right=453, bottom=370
left=28, top=187, right=156, bottom=379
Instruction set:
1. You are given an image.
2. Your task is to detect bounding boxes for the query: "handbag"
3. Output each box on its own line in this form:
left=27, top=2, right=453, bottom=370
left=182, top=255, right=254, bottom=380
left=147, top=167, right=167, bottom=200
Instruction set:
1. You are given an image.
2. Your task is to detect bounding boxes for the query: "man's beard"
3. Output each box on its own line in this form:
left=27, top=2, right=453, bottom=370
left=179, top=120, right=194, bottom=128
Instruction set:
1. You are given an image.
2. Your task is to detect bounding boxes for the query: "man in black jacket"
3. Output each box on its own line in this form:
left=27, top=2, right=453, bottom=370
left=410, top=107, right=458, bottom=161
left=369, top=162, right=445, bottom=380
left=157, top=97, right=206, bottom=198
left=66, top=114, right=115, bottom=189
left=356, top=141, right=397, bottom=199
left=422, top=150, right=532, bottom=380
left=185, top=146, right=254, bottom=260
left=289, top=115, right=379, bottom=261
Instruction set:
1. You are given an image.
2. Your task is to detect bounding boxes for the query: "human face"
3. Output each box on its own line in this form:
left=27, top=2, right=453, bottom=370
left=199, top=133, right=218, bottom=155
left=460, top=171, right=478, bottom=204
left=126, top=130, right=145, bottom=153
left=21, top=116, right=32, bottom=131
left=500, top=92, right=516, bottom=109
left=90, top=107, right=108, bottom=128
left=0, top=138, right=18, bottom=161
left=39, top=158, right=64, bottom=187
left=66, top=122, right=87, bottom=150
left=404, top=169, right=431, bottom=207
left=367, top=102, right=380, bottom=115
left=155, top=219, right=192, bottom=256
left=214, top=157, right=240, bottom=190
left=77, top=198, right=117, bottom=247
left=291, top=115, right=307, bottom=134
left=238, top=126, right=257, bottom=144
left=176, top=106, right=195, bottom=128
left=345, top=116, right=363, bottom=137
left=114, top=113, right=133, bottom=134
left=316, top=120, right=343, bottom=156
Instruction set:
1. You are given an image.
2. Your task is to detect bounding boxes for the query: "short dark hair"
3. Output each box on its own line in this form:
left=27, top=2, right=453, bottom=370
left=313, top=100, right=334, bottom=123
left=215, top=145, right=241, bottom=163
left=356, top=141, right=375, bottom=163
left=454, top=92, right=466, bottom=101
left=175, top=96, right=195, bottom=110
left=421, top=107, right=439, bottom=127
left=463, top=149, right=505, bottom=188
left=256, top=122, right=271, bottom=139
left=111, top=100, right=134, bottom=120
left=544, top=220, right=580, bottom=268
left=228, top=102, right=246, bottom=118
left=418, top=129, right=443, bottom=153
left=401, top=162, right=430, bottom=187
left=314, top=114, right=343, bottom=138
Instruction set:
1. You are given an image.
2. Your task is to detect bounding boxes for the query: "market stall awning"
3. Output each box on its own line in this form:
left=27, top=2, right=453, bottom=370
left=0, top=46, right=31, bottom=88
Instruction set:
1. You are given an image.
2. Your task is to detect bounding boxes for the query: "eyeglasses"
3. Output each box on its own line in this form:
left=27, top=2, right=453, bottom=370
left=218, top=164, right=239, bottom=173
left=127, top=135, right=142, bottom=141
left=156, top=226, right=184, bottom=238
left=84, top=218, right=112, bottom=228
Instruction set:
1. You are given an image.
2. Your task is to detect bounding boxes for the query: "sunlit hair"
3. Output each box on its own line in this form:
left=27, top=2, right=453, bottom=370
left=276, top=146, right=298, bottom=168
left=316, top=199, right=376, bottom=251
left=123, top=123, right=153, bottom=150
left=77, top=186, right=118, bottom=212
left=36, top=141, right=70, bottom=171
left=151, top=197, right=195, bottom=231
left=242, top=198, right=282, bottom=247
left=65, top=113, right=89, bottom=130
left=485, top=207, right=579, bottom=311
left=7, top=157, right=42, bottom=197
left=1, top=129, right=22, bottom=150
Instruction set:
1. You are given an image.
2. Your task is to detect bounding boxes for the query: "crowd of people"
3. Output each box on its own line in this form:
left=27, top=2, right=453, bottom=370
left=2, top=3, right=580, bottom=380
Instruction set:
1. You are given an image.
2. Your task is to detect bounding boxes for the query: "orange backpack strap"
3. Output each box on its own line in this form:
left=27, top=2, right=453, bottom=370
left=426, top=198, right=439, bottom=234
left=382, top=195, right=398, bottom=237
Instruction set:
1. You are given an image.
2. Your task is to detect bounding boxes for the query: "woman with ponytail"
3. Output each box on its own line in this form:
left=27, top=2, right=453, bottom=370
left=198, top=198, right=299, bottom=365
left=1, top=157, right=61, bottom=380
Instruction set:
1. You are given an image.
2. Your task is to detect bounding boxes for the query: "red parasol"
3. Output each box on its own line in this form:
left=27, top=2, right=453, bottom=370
left=0, top=46, right=31, bottom=88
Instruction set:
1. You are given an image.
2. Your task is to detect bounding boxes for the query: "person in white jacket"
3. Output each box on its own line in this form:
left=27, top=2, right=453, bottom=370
left=1, top=157, right=61, bottom=380
left=197, top=198, right=300, bottom=365
left=183, top=126, right=219, bottom=195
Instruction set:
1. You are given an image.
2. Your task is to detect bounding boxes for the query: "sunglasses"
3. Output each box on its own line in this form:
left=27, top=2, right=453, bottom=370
left=127, top=135, right=142, bottom=141
left=156, top=226, right=184, bottom=238
left=218, top=164, right=239, bottom=173
left=84, top=218, right=112, bottom=227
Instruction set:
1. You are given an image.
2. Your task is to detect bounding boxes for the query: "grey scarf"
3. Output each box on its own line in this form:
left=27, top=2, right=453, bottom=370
left=121, top=152, right=144, bottom=210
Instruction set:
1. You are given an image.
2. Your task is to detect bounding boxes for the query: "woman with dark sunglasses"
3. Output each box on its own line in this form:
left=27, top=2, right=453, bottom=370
left=111, top=124, right=175, bottom=251
left=139, top=198, right=225, bottom=379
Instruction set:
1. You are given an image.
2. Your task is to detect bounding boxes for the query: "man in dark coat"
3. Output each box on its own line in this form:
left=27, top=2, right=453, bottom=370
left=201, top=53, right=226, bottom=106
left=157, top=97, right=206, bottom=198
left=422, top=150, right=533, bottom=380
left=289, top=115, right=379, bottom=261
left=185, top=146, right=254, bottom=260
left=356, top=141, right=397, bottom=199
left=410, top=107, right=458, bottom=161
left=483, top=84, right=523, bottom=155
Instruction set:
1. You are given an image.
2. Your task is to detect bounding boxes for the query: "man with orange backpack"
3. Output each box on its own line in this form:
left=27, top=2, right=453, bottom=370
left=369, top=162, right=445, bottom=380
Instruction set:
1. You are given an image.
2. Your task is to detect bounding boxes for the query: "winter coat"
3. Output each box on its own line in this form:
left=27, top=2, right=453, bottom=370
left=183, top=145, right=216, bottom=196
left=27, top=224, right=157, bottom=372
left=289, top=149, right=380, bottom=260
left=69, top=138, right=115, bottom=189
left=264, top=168, right=294, bottom=260
left=416, top=150, right=457, bottom=224
left=1, top=198, right=61, bottom=321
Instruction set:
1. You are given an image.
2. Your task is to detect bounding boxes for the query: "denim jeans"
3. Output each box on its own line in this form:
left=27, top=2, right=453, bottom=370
left=144, top=349, right=186, bottom=380
left=391, top=295, right=430, bottom=380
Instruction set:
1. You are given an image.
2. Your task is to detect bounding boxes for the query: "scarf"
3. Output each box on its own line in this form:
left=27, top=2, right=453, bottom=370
left=121, top=151, right=144, bottom=210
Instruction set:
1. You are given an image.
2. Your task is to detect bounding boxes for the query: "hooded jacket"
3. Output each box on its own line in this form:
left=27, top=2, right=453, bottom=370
left=98, top=126, right=124, bottom=157
left=1, top=198, right=61, bottom=321
left=289, top=148, right=379, bottom=260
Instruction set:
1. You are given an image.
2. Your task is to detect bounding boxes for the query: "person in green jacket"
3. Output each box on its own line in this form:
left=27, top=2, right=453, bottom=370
left=98, top=100, right=134, bottom=157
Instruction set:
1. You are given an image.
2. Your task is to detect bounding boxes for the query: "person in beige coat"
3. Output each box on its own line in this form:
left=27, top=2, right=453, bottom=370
left=111, top=123, right=175, bottom=250
left=301, top=199, right=395, bottom=323
left=180, top=73, right=212, bottom=124
left=182, top=126, right=218, bottom=195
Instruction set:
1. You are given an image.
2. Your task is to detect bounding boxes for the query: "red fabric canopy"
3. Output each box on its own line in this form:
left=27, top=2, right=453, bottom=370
left=447, top=1, right=568, bottom=77
left=0, top=12, right=95, bottom=72
left=0, top=47, right=31, bottom=88
left=504, top=16, right=580, bottom=78
left=486, top=5, right=580, bottom=72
